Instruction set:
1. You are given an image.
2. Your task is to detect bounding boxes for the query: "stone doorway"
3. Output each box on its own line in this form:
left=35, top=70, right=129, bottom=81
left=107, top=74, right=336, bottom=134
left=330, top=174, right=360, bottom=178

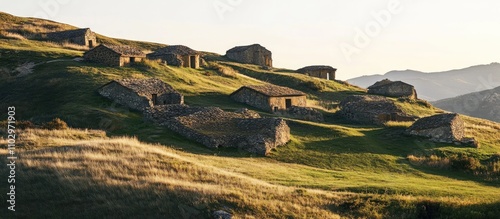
left=285, top=99, right=292, bottom=109
left=152, top=94, right=158, bottom=105
left=189, top=56, right=196, bottom=68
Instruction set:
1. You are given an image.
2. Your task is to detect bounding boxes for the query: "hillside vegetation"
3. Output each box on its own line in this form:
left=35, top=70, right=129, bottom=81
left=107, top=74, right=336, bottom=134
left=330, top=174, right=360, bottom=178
left=1, top=12, right=500, bottom=218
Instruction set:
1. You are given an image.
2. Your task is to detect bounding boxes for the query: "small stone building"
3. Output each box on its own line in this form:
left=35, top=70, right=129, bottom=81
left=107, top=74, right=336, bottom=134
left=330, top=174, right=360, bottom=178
left=231, top=84, right=307, bottom=112
left=147, top=45, right=200, bottom=68
left=46, top=28, right=97, bottom=47
left=297, top=65, right=337, bottom=80
left=146, top=105, right=290, bottom=155
left=226, top=44, right=272, bottom=67
left=84, top=44, right=146, bottom=67
left=338, top=95, right=417, bottom=125
left=406, top=113, right=465, bottom=143
left=368, top=79, right=417, bottom=99
left=98, top=78, right=183, bottom=112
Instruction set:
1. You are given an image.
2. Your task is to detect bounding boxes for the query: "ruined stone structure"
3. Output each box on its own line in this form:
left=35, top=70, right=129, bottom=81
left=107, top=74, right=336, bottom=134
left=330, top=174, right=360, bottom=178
left=275, top=106, right=324, bottom=122
left=368, top=79, right=417, bottom=99
left=84, top=44, right=146, bottom=67
left=98, top=78, right=183, bottom=112
left=145, top=105, right=290, bottom=155
left=406, top=113, right=465, bottom=143
left=338, top=95, right=417, bottom=125
left=46, top=28, right=97, bottom=47
left=147, top=45, right=200, bottom=68
left=226, top=44, right=272, bottom=67
left=296, top=65, right=337, bottom=80
left=231, top=84, right=307, bottom=112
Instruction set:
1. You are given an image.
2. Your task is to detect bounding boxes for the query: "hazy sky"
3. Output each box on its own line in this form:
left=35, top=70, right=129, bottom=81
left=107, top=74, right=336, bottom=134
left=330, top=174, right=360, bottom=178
left=1, top=0, right=500, bottom=80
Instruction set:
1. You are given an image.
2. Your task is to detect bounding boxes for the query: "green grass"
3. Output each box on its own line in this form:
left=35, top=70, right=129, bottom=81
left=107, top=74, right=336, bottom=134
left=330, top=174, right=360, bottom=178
left=1, top=35, right=500, bottom=218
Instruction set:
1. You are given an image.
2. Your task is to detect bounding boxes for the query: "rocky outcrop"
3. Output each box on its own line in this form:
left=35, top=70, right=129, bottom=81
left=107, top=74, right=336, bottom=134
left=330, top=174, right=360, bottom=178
left=406, top=113, right=469, bottom=144
left=145, top=105, right=290, bottom=155
left=368, top=79, right=417, bottom=99
left=213, top=210, right=232, bottom=219
left=338, top=95, right=417, bottom=125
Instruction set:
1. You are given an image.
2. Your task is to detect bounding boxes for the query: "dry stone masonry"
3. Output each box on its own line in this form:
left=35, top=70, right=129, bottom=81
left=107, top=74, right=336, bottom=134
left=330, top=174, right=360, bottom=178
left=46, top=28, right=97, bottom=47
left=338, top=95, right=417, bottom=125
left=226, top=44, right=272, bottom=67
left=406, top=113, right=477, bottom=146
left=98, top=78, right=183, bottom=112
left=145, top=105, right=290, bottom=155
left=296, top=65, right=337, bottom=80
left=368, top=79, right=418, bottom=99
left=147, top=45, right=200, bottom=68
left=231, top=84, right=307, bottom=113
left=84, top=44, right=146, bottom=67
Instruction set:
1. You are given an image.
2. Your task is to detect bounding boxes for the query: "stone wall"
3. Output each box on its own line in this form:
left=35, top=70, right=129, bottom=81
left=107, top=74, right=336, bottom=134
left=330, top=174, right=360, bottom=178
left=226, top=45, right=272, bottom=67
left=406, top=113, right=465, bottom=143
left=231, top=87, right=306, bottom=112
left=98, top=82, right=151, bottom=111
left=368, top=80, right=417, bottom=99
left=147, top=53, right=200, bottom=68
left=338, top=95, right=417, bottom=125
left=84, top=46, right=122, bottom=66
left=145, top=105, right=290, bottom=155
left=276, top=106, right=324, bottom=122
left=269, top=96, right=307, bottom=112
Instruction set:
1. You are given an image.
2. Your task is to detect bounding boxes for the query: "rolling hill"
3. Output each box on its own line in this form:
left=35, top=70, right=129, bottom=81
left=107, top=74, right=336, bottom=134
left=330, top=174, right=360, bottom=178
left=347, top=64, right=500, bottom=101
left=1, top=12, right=500, bottom=218
left=433, top=86, right=500, bottom=122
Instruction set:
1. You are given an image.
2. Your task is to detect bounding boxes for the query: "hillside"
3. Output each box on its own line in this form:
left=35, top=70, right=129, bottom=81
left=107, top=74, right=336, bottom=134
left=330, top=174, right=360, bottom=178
left=1, top=12, right=500, bottom=218
left=347, top=63, right=500, bottom=101
left=433, top=86, right=500, bottom=122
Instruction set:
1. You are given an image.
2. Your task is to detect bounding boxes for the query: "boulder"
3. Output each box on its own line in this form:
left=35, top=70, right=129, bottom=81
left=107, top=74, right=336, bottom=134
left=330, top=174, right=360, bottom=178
left=213, top=210, right=232, bottom=219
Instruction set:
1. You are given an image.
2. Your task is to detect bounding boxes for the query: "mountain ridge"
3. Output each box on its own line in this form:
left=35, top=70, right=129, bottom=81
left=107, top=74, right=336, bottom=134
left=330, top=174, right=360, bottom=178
left=348, top=63, right=500, bottom=101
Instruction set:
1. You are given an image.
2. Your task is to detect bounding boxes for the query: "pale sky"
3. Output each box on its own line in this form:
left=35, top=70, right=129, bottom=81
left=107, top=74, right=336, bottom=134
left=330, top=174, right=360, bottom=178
left=2, top=0, right=500, bottom=80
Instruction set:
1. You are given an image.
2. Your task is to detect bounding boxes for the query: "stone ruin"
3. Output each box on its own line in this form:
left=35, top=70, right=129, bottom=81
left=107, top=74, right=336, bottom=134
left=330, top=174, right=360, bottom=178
left=406, top=113, right=478, bottom=147
left=368, top=79, right=418, bottom=99
left=145, top=105, right=290, bottom=155
left=275, top=106, right=324, bottom=122
left=338, top=95, right=417, bottom=125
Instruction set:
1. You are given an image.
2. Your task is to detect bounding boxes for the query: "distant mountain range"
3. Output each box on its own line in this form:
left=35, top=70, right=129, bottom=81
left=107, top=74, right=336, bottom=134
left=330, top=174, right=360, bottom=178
left=433, top=86, right=500, bottom=122
left=347, top=63, right=500, bottom=101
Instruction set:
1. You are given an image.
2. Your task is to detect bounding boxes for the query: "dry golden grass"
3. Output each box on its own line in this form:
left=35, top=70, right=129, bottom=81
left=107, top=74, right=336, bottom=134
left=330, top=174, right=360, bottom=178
left=0, top=31, right=27, bottom=40
left=6, top=128, right=344, bottom=218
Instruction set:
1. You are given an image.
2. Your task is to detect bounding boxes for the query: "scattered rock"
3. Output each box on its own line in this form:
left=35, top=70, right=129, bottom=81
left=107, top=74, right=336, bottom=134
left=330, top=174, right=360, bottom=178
left=338, top=95, right=417, bottom=125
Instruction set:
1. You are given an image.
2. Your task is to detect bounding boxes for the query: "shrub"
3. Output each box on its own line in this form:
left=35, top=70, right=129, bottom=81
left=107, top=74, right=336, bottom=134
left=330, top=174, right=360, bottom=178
left=450, top=155, right=481, bottom=171
left=43, top=118, right=69, bottom=130
left=208, top=63, right=238, bottom=78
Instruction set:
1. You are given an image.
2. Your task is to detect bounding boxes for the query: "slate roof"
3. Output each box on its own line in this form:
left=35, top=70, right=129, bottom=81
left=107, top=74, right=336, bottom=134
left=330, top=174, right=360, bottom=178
left=104, top=78, right=179, bottom=96
left=100, top=44, right=146, bottom=57
left=233, top=84, right=306, bottom=97
left=368, top=79, right=413, bottom=89
left=297, top=65, right=336, bottom=72
left=408, top=113, right=461, bottom=130
left=149, top=45, right=199, bottom=56
left=46, top=28, right=91, bottom=40
left=226, top=44, right=268, bottom=53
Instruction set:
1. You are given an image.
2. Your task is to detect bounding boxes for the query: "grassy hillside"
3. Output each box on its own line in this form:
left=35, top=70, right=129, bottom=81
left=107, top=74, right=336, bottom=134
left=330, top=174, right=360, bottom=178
left=1, top=13, right=500, bottom=218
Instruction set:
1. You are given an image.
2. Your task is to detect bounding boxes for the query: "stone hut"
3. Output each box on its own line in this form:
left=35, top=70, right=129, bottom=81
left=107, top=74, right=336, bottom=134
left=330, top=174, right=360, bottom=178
left=46, top=28, right=97, bottom=47
left=98, top=78, right=183, bottom=112
left=145, top=105, right=290, bottom=155
left=147, top=45, right=200, bottom=68
left=84, top=44, right=146, bottom=67
left=406, top=113, right=465, bottom=143
left=226, top=44, right=272, bottom=67
left=297, top=65, right=337, bottom=80
left=338, top=95, right=417, bottom=125
left=231, top=84, right=307, bottom=112
left=368, top=79, right=417, bottom=99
